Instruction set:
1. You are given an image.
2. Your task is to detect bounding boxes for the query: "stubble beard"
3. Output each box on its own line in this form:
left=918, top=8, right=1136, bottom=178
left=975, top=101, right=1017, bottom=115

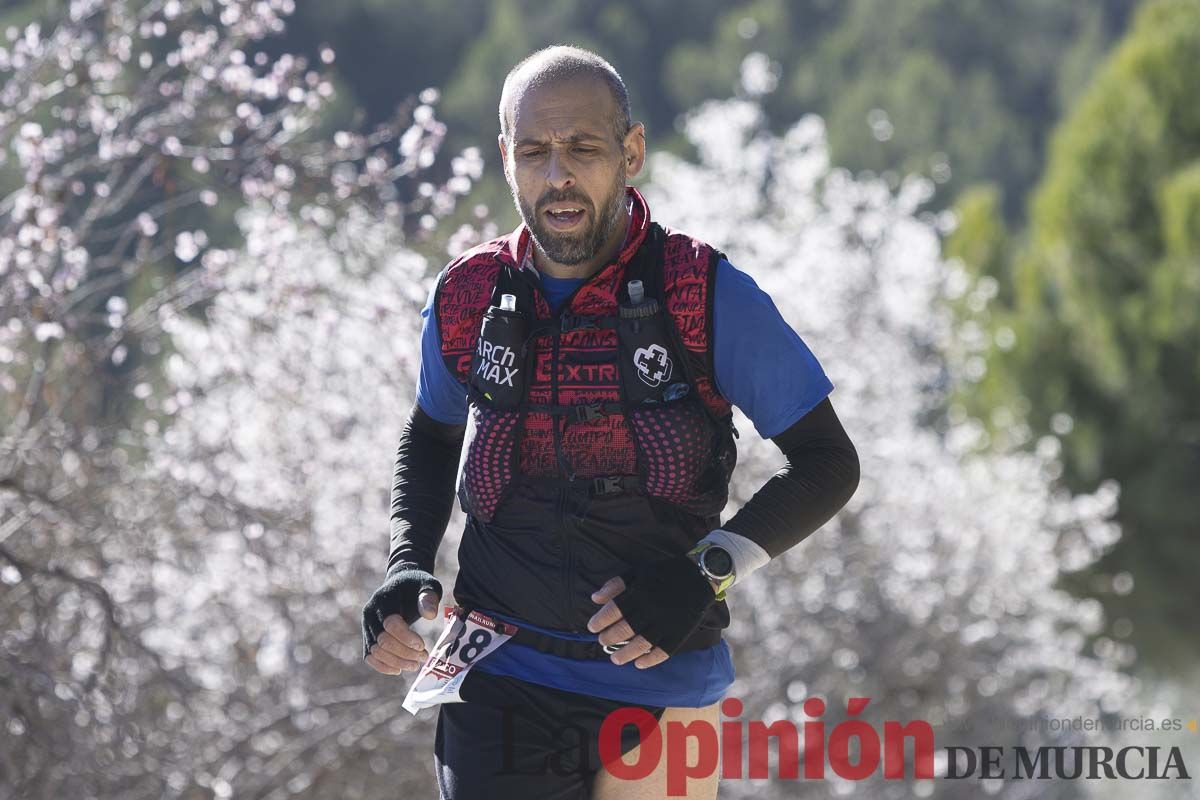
left=514, top=169, right=627, bottom=267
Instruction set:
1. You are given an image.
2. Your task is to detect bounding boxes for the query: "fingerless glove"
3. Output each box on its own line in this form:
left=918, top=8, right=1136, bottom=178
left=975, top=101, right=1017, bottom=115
left=613, top=555, right=716, bottom=655
left=361, top=566, right=442, bottom=659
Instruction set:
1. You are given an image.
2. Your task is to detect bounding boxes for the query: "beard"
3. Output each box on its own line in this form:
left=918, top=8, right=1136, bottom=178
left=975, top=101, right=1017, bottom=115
left=514, top=169, right=627, bottom=267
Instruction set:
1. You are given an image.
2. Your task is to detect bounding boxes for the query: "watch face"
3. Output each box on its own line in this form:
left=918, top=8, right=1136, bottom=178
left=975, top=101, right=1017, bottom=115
left=702, top=546, right=734, bottom=579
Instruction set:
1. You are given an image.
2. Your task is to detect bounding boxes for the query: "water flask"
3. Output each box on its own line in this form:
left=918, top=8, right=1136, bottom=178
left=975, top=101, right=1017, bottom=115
left=620, top=279, right=657, bottom=320
left=471, top=293, right=528, bottom=408
left=618, top=278, right=688, bottom=404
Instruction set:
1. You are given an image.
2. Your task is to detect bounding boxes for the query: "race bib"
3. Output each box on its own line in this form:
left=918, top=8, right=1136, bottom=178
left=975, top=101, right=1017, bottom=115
left=401, top=606, right=517, bottom=715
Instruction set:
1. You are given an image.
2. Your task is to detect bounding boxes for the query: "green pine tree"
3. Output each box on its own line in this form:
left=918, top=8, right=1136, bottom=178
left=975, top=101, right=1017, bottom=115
left=954, top=0, right=1200, bottom=670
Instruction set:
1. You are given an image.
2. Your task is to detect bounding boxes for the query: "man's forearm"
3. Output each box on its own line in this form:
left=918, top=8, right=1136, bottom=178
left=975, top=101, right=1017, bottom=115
left=712, top=397, right=860, bottom=580
left=386, top=404, right=466, bottom=576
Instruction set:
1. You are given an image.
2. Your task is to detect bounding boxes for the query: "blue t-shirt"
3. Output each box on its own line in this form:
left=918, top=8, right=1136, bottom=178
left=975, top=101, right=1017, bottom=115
left=414, top=258, right=834, bottom=706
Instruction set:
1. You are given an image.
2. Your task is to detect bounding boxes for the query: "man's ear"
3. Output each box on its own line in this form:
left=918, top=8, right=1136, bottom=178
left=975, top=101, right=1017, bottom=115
left=623, top=121, right=646, bottom=179
left=497, top=133, right=508, bottom=179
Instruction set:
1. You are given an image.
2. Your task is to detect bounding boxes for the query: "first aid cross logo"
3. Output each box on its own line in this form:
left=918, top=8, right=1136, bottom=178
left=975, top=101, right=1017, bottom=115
left=634, top=344, right=673, bottom=387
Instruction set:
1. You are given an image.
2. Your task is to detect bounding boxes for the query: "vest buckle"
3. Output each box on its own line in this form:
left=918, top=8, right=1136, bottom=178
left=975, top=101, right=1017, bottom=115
left=573, top=402, right=605, bottom=423
left=592, top=476, right=623, bottom=496
left=560, top=313, right=594, bottom=333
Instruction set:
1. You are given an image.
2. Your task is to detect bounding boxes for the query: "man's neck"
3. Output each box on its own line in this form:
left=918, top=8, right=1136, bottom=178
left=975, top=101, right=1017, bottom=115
left=530, top=199, right=632, bottom=280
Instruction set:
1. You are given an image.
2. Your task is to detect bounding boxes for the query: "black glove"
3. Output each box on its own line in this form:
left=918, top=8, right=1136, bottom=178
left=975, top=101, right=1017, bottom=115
left=361, top=566, right=442, bottom=659
left=613, top=555, right=717, bottom=656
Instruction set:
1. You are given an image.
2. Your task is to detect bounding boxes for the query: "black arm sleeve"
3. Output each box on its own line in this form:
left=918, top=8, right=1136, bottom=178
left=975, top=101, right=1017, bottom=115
left=720, top=396, right=860, bottom=558
left=385, top=403, right=467, bottom=576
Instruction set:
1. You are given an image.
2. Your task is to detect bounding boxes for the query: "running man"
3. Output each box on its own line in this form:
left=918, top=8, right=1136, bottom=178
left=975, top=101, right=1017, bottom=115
left=362, top=45, right=860, bottom=799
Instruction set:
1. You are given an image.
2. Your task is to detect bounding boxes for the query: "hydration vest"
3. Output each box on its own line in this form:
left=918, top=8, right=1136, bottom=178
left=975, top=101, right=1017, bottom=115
left=435, top=187, right=738, bottom=526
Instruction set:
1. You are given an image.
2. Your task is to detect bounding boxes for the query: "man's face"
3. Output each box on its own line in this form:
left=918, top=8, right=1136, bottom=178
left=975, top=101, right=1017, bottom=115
left=499, top=76, right=644, bottom=266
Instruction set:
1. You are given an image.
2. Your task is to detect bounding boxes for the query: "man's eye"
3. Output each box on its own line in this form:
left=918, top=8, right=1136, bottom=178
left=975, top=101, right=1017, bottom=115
left=521, top=150, right=545, bottom=158
left=573, top=146, right=597, bottom=154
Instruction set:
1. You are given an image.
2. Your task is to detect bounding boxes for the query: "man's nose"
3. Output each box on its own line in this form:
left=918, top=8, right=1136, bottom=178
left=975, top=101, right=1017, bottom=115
left=545, top=149, right=574, bottom=189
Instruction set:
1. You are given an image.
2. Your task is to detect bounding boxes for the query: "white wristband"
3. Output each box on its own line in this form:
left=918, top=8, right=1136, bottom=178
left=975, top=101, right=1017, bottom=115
left=697, top=529, right=770, bottom=590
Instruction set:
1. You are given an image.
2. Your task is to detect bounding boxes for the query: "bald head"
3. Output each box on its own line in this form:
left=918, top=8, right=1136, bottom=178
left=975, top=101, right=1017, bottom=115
left=498, top=45, right=631, bottom=149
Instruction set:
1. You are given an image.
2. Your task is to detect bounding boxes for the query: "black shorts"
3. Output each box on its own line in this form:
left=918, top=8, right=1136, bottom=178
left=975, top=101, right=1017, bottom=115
left=434, top=669, right=666, bottom=800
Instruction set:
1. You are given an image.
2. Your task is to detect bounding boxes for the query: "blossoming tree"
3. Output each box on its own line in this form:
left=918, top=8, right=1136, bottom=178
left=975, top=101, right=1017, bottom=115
left=0, top=1, right=472, bottom=795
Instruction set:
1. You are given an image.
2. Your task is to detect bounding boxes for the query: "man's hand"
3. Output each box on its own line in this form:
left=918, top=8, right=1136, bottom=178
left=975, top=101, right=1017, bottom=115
left=364, top=592, right=438, bottom=675
left=588, top=577, right=671, bottom=669
left=588, top=555, right=719, bottom=664
left=361, top=567, right=441, bottom=675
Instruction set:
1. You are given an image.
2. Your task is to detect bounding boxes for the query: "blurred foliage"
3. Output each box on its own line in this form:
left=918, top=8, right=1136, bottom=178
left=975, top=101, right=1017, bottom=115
left=2, top=3, right=1195, bottom=793
left=4, top=0, right=1138, bottom=268
left=944, top=184, right=1013, bottom=307
left=253, top=0, right=1138, bottom=238
left=949, top=0, right=1200, bottom=671
left=8, top=0, right=1193, bottom=676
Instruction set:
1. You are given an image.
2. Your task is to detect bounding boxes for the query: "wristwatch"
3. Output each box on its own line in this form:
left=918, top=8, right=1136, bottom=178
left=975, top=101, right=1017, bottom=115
left=687, top=542, right=735, bottom=601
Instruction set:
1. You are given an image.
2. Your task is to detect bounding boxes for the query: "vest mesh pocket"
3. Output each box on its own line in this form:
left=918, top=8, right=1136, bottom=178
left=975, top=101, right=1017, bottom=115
left=458, top=402, right=521, bottom=522
left=627, top=397, right=728, bottom=514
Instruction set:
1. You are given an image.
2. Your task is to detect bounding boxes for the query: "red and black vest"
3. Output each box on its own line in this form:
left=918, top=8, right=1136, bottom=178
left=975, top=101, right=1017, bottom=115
left=435, top=187, right=738, bottom=526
